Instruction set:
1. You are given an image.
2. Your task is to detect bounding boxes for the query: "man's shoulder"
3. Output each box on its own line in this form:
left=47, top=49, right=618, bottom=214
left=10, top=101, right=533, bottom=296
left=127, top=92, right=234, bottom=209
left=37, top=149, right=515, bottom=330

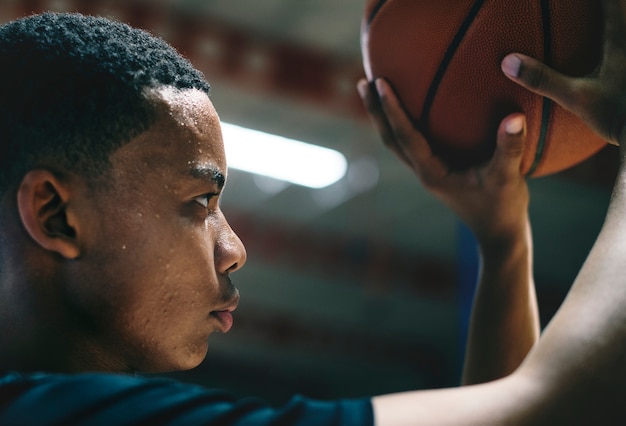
left=0, top=371, right=373, bottom=425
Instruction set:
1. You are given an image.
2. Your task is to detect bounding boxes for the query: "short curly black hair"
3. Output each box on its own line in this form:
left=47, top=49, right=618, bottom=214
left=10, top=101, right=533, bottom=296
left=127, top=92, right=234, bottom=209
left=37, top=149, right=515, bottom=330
left=0, top=12, right=211, bottom=192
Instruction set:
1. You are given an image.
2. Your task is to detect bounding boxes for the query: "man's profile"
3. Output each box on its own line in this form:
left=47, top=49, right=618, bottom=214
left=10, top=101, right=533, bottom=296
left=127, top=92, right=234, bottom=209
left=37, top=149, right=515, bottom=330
left=0, top=13, right=245, bottom=374
left=1, top=7, right=626, bottom=425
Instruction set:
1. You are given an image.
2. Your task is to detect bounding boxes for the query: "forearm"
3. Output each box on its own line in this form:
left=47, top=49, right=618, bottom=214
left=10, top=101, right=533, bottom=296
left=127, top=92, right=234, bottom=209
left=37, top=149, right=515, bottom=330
left=461, top=219, right=540, bottom=385
left=374, top=178, right=626, bottom=425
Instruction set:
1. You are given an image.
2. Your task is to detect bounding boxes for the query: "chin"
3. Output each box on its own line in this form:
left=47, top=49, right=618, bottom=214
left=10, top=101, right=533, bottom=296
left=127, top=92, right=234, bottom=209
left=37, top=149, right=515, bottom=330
left=135, top=345, right=208, bottom=374
left=174, top=356, right=206, bottom=372
left=170, top=347, right=209, bottom=372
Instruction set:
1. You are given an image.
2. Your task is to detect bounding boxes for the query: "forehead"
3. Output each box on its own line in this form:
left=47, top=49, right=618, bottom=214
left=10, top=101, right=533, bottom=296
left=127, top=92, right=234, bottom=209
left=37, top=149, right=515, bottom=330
left=108, top=87, right=226, bottom=189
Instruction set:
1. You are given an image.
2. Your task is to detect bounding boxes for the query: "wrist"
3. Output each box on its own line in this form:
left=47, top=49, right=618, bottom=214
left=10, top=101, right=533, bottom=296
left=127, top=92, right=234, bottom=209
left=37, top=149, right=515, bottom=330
left=476, top=219, right=532, bottom=262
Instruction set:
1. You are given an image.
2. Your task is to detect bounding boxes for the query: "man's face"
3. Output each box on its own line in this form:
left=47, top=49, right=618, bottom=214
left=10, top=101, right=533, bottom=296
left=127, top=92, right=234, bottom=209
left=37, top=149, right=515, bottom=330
left=68, top=88, right=246, bottom=373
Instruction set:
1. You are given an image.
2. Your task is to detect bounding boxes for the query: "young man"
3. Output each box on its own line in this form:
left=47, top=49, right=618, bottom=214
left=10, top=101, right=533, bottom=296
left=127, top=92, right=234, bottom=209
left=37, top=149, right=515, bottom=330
left=0, top=2, right=622, bottom=424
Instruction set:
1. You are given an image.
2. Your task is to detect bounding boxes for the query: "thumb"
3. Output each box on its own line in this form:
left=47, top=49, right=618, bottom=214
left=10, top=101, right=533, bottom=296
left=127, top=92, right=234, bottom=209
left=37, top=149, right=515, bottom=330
left=502, top=52, right=625, bottom=144
left=501, top=54, right=578, bottom=111
left=489, top=114, right=527, bottom=178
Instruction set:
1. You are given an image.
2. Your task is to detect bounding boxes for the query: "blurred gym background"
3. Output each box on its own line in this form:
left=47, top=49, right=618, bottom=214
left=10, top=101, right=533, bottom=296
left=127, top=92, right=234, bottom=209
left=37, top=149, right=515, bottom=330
left=1, top=0, right=618, bottom=405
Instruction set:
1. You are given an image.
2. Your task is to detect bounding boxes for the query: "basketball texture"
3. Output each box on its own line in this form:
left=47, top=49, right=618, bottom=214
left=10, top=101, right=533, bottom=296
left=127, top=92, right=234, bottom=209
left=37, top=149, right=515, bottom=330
left=361, top=0, right=606, bottom=176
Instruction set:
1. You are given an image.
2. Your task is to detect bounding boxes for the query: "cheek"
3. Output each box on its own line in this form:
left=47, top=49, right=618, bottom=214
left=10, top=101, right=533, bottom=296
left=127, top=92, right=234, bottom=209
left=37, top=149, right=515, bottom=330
left=123, top=225, right=213, bottom=289
left=124, top=228, right=220, bottom=370
left=124, top=218, right=219, bottom=306
left=79, top=219, right=220, bottom=371
left=80, top=213, right=197, bottom=311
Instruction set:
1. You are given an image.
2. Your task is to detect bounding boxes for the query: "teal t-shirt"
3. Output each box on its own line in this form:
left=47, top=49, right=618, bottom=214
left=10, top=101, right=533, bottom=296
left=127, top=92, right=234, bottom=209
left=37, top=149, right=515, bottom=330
left=0, top=372, right=373, bottom=425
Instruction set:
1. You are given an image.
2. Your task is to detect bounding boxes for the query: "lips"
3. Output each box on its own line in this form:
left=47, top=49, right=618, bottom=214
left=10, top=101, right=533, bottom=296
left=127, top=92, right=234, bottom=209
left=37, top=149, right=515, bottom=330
left=211, top=310, right=234, bottom=333
left=210, top=294, right=239, bottom=333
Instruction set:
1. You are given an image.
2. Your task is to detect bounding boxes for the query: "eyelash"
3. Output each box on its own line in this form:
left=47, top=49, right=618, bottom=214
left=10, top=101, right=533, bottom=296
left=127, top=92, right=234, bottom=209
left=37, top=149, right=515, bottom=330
left=193, top=193, right=219, bottom=209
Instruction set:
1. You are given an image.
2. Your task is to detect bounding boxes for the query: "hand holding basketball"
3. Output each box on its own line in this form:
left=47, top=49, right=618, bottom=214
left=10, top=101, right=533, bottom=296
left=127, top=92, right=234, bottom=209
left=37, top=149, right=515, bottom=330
left=357, top=78, right=530, bottom=248
left=503, top=0, right=626, bottom=146
left=361, top=0, right=607, bottom=176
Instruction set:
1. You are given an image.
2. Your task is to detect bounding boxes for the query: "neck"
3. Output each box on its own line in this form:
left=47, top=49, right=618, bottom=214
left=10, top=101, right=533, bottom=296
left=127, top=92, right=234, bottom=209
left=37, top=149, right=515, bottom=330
left=0, top=272, right=129, bottom=374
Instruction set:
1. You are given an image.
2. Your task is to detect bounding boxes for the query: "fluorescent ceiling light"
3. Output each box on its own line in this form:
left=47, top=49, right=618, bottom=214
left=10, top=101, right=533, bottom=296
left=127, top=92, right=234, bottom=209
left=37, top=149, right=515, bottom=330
left=221, top=122, right=347, bottom=189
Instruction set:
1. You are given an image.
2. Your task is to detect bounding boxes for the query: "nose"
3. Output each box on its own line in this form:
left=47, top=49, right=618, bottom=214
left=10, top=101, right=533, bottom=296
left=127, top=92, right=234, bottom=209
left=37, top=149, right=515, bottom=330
left=215, top=214, right=247, bottom=274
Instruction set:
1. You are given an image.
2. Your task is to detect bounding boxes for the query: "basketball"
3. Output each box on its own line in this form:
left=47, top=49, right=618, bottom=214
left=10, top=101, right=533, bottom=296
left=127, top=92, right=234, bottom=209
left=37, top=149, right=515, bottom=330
left=361, top=0, right=606, bottom=176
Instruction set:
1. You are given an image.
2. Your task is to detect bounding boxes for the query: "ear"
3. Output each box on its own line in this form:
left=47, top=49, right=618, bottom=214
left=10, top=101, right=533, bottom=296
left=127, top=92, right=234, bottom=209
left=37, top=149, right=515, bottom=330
left=17, top=169, right=81, bottom=259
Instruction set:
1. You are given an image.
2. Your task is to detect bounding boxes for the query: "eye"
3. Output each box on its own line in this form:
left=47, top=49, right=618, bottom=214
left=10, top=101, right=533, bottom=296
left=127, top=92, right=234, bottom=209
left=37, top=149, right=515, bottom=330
left=193, top=193, right=219, bottom=209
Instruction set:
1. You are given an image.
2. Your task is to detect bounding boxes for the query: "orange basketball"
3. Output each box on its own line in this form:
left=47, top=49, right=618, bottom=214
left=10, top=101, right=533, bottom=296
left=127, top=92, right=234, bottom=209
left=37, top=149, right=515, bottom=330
left=361, top=0, right=606, bottom=176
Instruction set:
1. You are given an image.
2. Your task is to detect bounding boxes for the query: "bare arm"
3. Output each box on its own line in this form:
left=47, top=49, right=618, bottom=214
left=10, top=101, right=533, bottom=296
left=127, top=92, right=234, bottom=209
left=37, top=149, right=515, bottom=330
left=357, top=79, right=539, bottom=385
left=368, top=0, right=626, bottom=423
left=462, top=213, right=538, bottom=385
left=371, top=143, right=626, bottom=426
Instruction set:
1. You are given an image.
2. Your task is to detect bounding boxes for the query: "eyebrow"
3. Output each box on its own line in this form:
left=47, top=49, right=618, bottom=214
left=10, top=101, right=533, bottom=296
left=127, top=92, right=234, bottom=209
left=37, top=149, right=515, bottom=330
left=188, top=164, right=226, bottom=189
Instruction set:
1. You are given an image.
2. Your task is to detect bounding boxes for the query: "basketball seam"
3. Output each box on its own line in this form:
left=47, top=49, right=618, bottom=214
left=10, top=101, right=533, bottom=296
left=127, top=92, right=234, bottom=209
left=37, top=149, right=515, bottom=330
left=527, top=0, right=553, bottom=176
left=419, top=0, right=487, bottom=139
left=366, top=0, right=390, bottom=27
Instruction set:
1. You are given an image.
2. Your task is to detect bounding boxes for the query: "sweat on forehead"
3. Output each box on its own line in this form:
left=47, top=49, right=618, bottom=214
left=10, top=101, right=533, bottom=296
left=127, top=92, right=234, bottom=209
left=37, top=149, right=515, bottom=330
left=0, top=12, right=211, bottom=192
left=147, top=87, right=220, bottom=130
left=105, top=87, right=227, bottom=192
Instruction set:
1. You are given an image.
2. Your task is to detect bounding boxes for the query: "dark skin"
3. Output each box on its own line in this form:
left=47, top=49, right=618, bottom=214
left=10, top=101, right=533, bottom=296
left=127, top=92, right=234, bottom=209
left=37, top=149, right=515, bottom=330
left=365, top=0, right=626, bottom=423
left=0, top=87, right=246, bottom=373
left=358, top=80, right=538, bottom=385
left=0, top=85, right=537, bottom=380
